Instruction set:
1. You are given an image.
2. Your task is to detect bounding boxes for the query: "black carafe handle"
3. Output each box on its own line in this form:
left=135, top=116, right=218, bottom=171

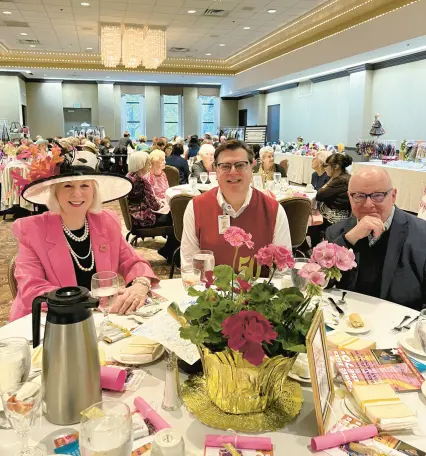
left=32, top=294, right=47, bottom=349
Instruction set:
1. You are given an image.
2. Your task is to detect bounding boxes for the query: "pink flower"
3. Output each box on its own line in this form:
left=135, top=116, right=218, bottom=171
left=255, top=246, right=274, bottom=268
left=298, top=262, right=321, bottom=279
left=224, top=227, right=254, bottom=249
left=309, top=271, right=327, bottom=287
left=311, top=241, right=338, bottom=269
left=335, top=246, right=357, bottom=271
left=272, top=245, right=295, bottom=270
left=222, top=310, right=277, bottom=366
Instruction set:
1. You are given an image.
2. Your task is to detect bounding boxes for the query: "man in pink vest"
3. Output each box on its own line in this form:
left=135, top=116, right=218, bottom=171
left=180, top=139, right=291, bottom=271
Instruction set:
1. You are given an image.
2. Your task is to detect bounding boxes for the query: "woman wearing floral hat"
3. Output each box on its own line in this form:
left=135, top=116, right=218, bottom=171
left=9, top=147, right=158, bottom=322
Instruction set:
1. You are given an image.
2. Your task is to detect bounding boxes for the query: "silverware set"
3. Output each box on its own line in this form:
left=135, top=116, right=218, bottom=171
left=390, top=315, right=419, bottom=334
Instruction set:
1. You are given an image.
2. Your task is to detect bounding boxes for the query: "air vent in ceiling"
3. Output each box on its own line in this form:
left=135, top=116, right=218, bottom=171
left=210, top=34, right=220, bottom=38
left=81, top=26, right=93, bottom=31
left=169, top=47, right=190, bottom=52
left=5, top=21, right=29, bottom=28
left=241, top=6, right=255, bottom=11
left=203, top=9, right=227, bottom=17
left=19, top=39, right=40, bottom=44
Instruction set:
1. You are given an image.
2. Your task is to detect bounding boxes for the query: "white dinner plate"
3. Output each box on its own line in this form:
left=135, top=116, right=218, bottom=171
left=197, top=184, right=212, bottom=191
left=112, top=346, right=164, bottom=365
left=399, top=332, right=426, bottom=358
left=326, top=315, right=371, bottom=335
left=288, top=371, right=311, bottom=384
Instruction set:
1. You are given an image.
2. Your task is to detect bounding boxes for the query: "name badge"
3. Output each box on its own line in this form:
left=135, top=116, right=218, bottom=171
left=218, top=215, right=231, bottom=234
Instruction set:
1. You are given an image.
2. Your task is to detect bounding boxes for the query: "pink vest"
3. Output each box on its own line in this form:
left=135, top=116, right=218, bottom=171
left=193, top=188, right=278, bottom=271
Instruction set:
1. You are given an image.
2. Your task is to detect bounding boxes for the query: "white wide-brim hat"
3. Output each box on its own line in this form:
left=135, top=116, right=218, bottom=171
left=21, top=150, right=132, bottom=205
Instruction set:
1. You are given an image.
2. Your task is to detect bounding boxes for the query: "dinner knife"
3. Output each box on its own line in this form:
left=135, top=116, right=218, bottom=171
left=328, top=297, right=345, bottom=316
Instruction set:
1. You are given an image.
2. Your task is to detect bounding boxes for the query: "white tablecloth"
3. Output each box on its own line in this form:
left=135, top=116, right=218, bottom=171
left=352, top=162, right=426, bottom=213
left=274, top=153, right=314, bottom=185
left=1, top=281, right=425, bottom=455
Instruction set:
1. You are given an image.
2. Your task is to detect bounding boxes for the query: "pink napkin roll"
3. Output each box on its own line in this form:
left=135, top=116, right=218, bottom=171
left=205, top=435, right=272, bottom=451
left=134, top=396, right=171, bottom=431
left=100, top=366, right=126, bottom=391
left=311, top=425, right=378, bottom=452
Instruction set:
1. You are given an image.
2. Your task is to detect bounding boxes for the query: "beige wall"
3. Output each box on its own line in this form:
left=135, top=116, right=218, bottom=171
left=183, top=86, right=198, bottom=137
left=97, top=83, right=116, bottom=139
left=62, top=83, right=99, bottom=125
left=27, top=82, right=64, bottom=138
left=0, top=76, right=21, bottom=127
left=144, top=86, right=161, bottom=138
left=220, top=99, right=238, bottom=127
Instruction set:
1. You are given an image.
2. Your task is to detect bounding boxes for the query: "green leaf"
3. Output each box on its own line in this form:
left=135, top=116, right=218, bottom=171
left=276, top=287, right=304, bottom=299
left=213, top=265, right=234, bottom=289
left=249, top=282, right=277, bottom=302
left=184, top=303, right=210, bottom=321
left=281, top=342, right=307, bottom=353
left=179, top=326, right=209, bottom=345
left=187, top=287, right=203, bottom=297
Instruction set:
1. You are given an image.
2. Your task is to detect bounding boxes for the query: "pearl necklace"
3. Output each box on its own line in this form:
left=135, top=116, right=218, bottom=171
left=62, top=218, right=89, bottom=242
left=65, top=238, right=95, bottom=272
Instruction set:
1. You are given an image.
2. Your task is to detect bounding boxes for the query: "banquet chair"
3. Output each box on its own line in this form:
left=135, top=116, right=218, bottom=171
left=164, top=165, right=180, bottom=188
left=169, top=194, right=193, bottom=278
left=8, top=256, right=17, bottom=299
left=279, top=197, right=312, bottom=254
left=279, top=159, right=289, bottom=176
left=119, top=197, right=173, bottom=247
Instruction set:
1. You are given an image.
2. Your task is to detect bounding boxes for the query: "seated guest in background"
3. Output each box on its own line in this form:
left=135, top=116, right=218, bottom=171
left=152, top=140, right=166, bottom=152
left=113, top=131, right=135, bottom=174
left=181, top=140, right=291, bottom=271
left=327, top=166, right=426, bottom=311
left=98, top=138, right=112, bottom=172
left=220, top=135, right=227, bottom=144
left=93, top=136, right=102, bottom=147
left=146, top=150, right=169, bottom=200
left=253, top=146, right=286, bottom=181
left=212, top=135, right=219, bottom=148
left=166, top=144, right=190, bottom=184
left=136, top=135, right=150, bottom=151
left=127, top=152, right=177, bottom=263
left=310, top=153, right=352, bottom=247
left=10, top=150, right=158, bottom=321
left=187, top=135, right=200, bottom=159
left=311, top=150, right=332, bottom=190
left=191, top=144, right=215, bottom=183
left=252, top=144, right=261, bottom=165
left=164, top=143, right=173, bottom=157
left=174, top=136, right=188, bottom=156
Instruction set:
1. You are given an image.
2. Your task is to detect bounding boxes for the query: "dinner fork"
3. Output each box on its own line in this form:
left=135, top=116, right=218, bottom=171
left=400, top=315, right=420, bottom=332
left=390, top=315, right=411, bottom=334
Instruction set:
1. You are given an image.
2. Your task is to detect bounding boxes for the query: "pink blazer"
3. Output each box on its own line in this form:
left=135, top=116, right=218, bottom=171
left=10, top=209, right=159, bottom=322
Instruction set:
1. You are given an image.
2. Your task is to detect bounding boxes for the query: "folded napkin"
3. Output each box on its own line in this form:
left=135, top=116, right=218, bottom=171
left=120, top=336, right=162, bottom=363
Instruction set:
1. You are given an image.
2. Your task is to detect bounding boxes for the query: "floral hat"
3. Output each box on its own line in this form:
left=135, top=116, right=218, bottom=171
left=15, top=145, right=132, bottom=206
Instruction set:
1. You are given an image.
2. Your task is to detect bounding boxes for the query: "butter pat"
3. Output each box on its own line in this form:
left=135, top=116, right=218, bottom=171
left=352, top=384, right=398, bottom=413
left=120, top=336, right=162, bottom=363
left=327, top=331, right=376, bottom=351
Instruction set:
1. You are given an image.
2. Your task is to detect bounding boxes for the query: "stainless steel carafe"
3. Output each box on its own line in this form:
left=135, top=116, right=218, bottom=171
left=32, top=286, right=101, bottom=425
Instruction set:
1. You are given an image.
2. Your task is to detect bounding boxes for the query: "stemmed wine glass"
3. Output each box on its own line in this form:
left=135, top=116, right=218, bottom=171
left=192, top=250, right=215, bottom=282
left=188, top=177, right=198, bottom=193
left=0, top=338, right=31, bottom=429
left=91, top=271, right=120, bottom=340
left=209, top=172, right=217, bottom=186
left=200, top=172, right=208, bottom=185
left=80, top=401, right=133, bottom=456
left=273, top=172, right=282, bottom=186
left=280, top=177, right=289, bottom=193
left=2, top=382, right=42, bottom=456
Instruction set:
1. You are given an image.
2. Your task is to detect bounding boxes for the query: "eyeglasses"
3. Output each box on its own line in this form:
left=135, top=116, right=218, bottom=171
left=349, top=189, right=393, bottom=203
left=216, top=161, right=249, bottom=173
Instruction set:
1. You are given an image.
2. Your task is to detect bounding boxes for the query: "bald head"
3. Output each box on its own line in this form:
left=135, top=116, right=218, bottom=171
left=348, top=165, right=397, bottom=222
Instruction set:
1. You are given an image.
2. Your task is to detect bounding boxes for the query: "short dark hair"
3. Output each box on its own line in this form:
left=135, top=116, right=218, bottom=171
left=251, top=144, right=261, bottom=160
left=156, top=140, right=166, bottom=149
left=172, top=144, right=184, bottom=156
left=326, top=153, right=353, bottom=172
left=214, top=140, right=254, bottom=164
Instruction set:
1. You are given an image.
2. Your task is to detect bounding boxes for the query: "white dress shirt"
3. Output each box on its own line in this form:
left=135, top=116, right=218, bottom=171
left=180, top=188, right=292, bottom=270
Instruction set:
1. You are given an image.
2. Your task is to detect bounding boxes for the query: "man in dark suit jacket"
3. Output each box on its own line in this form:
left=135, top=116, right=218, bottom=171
left=326, top=166, right=426, bottom=311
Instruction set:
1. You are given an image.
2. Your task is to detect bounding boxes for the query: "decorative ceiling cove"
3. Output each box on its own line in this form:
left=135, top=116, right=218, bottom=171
left=0, top=0, right=419, bottom=75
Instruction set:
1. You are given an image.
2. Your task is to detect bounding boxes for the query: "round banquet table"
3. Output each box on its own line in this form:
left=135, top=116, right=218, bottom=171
left=274, top=153, right=314, bottom=185
left=1, top=281, right=425, bottom=455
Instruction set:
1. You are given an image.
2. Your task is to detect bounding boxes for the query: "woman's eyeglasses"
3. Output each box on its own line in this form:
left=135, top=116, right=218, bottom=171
left=216, top=161, right=249, bottom=173
left=349, top=189, right=393, bottom=203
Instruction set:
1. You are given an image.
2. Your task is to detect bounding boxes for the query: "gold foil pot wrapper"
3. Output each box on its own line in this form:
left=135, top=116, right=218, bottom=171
left=201, top=347, right=296, bottom=415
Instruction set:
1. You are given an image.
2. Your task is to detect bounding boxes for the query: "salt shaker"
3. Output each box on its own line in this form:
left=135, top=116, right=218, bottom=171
left=162, top=350, right=182, bottom=411
left=151, top=428, right=185, bottom=456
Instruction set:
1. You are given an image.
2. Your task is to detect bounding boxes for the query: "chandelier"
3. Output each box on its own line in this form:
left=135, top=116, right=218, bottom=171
left=100, top=24, right=166, bottom=70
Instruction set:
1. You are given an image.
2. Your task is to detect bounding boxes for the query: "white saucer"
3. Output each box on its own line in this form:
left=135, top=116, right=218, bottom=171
left=288, top=371, right=311, bottom=384
left=399, top=332, right=426, bottom=358
left=326, top=315, right=371, bottom=335
left=112, top=346, right=164, bottom=365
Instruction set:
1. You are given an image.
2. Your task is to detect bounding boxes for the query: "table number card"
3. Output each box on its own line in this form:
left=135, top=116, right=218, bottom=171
left=306, top=309, right=335, bottom=435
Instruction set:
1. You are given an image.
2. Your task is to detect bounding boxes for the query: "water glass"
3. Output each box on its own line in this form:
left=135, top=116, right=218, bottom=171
left=2, top=382, right=43, bottom=456
left=0, top=338, right=31, bottom=429
left=280, top=178, right=289, bottom=193
left=188, top=177, right=197, bottom=193
left=80, top=401, right=132, bottom=456
left=192, top=250, right=215, bottom=281
left=414, top=309, right=426, bottom=353
left=91, top=271, right=119, bottom=338
left=265, top=180, right=275, bottom=191
left=291, top=258, right=310, bottom=290
left=209, top=172, right=217, bottom=186
left=181, top=267, right=201, bottom=291
left=200, top=172, right=208, bottom=185
left=273, top=172, right=282, bottom=185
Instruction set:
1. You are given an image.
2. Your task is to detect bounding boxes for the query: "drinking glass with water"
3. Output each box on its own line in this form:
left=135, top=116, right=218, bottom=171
left=192, top=250, right=215, bottom=282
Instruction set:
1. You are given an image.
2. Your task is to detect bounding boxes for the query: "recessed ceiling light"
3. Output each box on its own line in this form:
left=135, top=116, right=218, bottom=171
left=267, top=9, right=277, bottom=13
left=3, top=11, right=12, bottom=15
left=80, top=2, right=90, bottom=6
left=206, top=53, right=211, bottom=56
left=25, top=70, right=32, bottom=74
left=86, top=47, right=92, bottom=50
left=187, top=10, right=196, bottom=13
left=219, top=43, right=225, bottom=46
left=29, top=44, right=36, bottom=48
left=20, top=32, right=28, bottom=36
left=243, top=26, right=250, bottom=30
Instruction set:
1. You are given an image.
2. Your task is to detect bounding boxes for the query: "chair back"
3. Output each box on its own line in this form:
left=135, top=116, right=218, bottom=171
left=279, top=159, right=289, bottom=176
left=170, top=195, right=193, bottom=242
left=119, top=197, right=132, bottom=232
left=164, top=165, right=180, bottom=187
left=8, top=256, right=18, bottom=299
left=280, top=197, right=312, bottom=248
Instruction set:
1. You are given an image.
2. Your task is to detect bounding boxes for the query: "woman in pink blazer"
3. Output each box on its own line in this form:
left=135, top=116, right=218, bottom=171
left=10, top=149, right=158, bottom=322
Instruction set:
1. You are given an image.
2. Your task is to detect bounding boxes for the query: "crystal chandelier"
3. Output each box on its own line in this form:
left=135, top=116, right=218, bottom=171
left=100, top=24, right=166, bottom=70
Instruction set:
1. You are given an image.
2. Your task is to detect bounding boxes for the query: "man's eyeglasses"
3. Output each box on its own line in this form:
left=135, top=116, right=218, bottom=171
left=349, top=189, right=393, bottom=203
left=216, top=161, right=249, bottom=173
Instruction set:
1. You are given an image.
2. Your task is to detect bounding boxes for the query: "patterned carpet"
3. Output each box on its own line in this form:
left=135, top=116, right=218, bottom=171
left=0, top=201, right=177, bottom=327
